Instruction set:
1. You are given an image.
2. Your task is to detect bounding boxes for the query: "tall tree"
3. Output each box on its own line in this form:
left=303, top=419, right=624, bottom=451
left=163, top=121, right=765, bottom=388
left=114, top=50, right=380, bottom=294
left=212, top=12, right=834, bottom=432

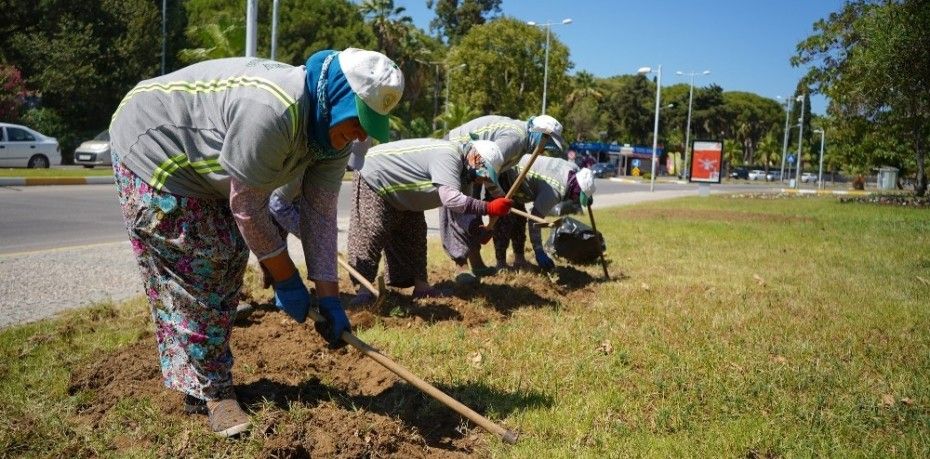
left=725, top=91, right=782, bottom=167
left=447, top=18, right=571, bottom=119
left=605, top=75, right=653, bottom=144
left=793, top=0, right=930, bottom=195
left=427, top=0, right=502, bottom=44
left=1, top=0, right=164, bottom=157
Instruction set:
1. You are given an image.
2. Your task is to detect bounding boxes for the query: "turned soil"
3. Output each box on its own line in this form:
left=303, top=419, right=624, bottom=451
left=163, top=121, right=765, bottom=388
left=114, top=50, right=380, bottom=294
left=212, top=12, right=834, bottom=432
left=68, top=262, right=611, bottom=458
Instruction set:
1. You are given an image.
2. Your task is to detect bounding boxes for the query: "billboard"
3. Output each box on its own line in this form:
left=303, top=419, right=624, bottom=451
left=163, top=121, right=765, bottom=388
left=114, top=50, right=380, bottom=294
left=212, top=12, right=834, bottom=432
left=689, top=141, right=723, bottom=183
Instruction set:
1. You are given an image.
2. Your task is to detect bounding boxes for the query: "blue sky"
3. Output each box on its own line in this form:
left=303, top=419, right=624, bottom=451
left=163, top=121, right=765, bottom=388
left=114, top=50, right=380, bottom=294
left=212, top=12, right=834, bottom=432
left=393, top=0, right=844, bottom=114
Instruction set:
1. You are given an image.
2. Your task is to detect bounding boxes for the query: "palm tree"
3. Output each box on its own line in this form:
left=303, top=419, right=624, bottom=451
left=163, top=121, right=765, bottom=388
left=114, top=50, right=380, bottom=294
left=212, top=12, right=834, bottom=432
left=358, top=0, right=414, bottom=57
left=433, top=102, right=480, bottom=137
left=565, top=71, right=603, bottom=109
left=177, top=21, right=244, bottom=64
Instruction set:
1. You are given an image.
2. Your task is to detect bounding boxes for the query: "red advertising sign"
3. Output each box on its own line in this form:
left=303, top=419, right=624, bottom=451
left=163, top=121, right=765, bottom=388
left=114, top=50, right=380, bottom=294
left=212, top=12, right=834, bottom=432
left=689, top=141, right=723, bottom=183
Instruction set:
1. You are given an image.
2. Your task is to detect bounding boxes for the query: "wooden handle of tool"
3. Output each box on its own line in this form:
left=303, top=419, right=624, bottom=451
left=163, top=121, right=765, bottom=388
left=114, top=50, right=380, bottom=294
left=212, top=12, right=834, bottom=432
left=510, top=207, right=548, bottom=224
left=586, top=204, right=610, bottom=280
left=307, top=309, right=519, bottom=444
left=337, top=255, right=380, bottom=298
left=486, top=134, right=550, bottom=231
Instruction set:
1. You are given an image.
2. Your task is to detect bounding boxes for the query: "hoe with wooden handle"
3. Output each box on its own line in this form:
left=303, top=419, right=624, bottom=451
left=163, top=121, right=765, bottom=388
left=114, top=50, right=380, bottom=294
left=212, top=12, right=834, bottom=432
left=509, top=207, right=563, bottom=228
left=485, top=133, right=550, bottom=231
left=307, top=312, right=519, bottom=444
left=337, top=254, right=386, bottom=309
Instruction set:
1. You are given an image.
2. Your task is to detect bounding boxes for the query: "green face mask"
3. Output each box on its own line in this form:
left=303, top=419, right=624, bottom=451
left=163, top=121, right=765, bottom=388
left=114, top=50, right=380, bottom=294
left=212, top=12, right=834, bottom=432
left=580, top=191, right=592, bottom=207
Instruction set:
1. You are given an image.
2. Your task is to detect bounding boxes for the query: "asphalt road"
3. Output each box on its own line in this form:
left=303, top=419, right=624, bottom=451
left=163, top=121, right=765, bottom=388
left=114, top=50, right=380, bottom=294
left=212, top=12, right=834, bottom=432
left=0, top=178, right=785, bottom=328
left=0, top=179, right=782, bottom=255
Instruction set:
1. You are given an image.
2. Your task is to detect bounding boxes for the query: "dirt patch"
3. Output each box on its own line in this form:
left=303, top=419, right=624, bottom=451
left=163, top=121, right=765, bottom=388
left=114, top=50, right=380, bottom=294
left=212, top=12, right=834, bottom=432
left=67, top=262, right=604, bottom=456
left=614, top=207, right=814, bottom=224
left=69, top=308, right=479, bottom=457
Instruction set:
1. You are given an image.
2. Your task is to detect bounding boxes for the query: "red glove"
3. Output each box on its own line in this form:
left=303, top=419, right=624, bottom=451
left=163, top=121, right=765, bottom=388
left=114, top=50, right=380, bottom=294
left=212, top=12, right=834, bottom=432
left=486, top=198, right=513, bottom=217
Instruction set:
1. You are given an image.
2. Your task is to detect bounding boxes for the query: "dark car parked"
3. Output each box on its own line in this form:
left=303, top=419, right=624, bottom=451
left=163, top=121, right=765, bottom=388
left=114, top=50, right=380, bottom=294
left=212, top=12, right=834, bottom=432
left=591, top=162, right=618, bottom=178
left=729, top=167, right=749, bottom=180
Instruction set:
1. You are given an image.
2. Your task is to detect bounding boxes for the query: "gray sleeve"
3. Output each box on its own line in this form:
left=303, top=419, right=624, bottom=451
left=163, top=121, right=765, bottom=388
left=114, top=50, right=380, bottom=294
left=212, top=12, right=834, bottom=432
left=438, top=184, right=488, bottom=214
left=429, top=155, right=464, bottom=189
left=219, top=103, right=294, bottom=191
left=496, top=133, right=527, bottom=172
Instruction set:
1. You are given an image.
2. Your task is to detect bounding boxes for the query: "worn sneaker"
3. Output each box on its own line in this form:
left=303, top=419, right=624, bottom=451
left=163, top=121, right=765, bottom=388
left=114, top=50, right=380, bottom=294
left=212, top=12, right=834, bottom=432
left=350, top=290, right=375, bottom=306
left=454, top=272, right=479, bottom=287
left=207, top=398, right=250, bottom=438
left=233, top=302, right=254, bottom=323
left=184, top=394, right=208, bottom=415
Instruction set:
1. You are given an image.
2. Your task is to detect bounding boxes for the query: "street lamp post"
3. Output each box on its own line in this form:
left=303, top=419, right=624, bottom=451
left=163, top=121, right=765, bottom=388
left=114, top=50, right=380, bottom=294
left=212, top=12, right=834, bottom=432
left=795, top=94, right=806, bottom=188
left=527, top=18, right=572, bottom=115
left=777, top=96, right=792, bottom=183
left=444, top=63, right=467, bottom=131
left=270, top=0, right=280, bottom=60
left=638, top=65, right=662, bottom=192
left=814, top=128, right=825, bottom=190
left=676, top=70, right=710, bottom=180
left=245, top=0, right=257, bottom=57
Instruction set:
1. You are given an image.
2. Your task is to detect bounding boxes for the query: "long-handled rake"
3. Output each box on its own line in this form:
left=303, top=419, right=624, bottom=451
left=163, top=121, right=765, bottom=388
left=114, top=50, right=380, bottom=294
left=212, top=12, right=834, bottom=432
left=337, top=254, right=387, bottom=309
left=485, top=134, right=551, bottom=231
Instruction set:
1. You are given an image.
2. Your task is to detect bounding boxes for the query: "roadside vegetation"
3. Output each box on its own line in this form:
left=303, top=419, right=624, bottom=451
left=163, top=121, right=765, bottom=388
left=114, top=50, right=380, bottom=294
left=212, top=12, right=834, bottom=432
left=1, top=196, right=928, bottom=457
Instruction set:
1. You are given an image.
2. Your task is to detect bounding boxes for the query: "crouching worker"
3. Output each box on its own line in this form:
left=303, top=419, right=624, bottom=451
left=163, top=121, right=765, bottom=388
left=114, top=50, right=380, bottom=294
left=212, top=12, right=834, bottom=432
left=109, top=48, right=403, bottom=437
left=440, top=115, right=566, bottom=283
left=494, top=156, right=596, bottom=271
left=347, top=139, right=513, bottom=305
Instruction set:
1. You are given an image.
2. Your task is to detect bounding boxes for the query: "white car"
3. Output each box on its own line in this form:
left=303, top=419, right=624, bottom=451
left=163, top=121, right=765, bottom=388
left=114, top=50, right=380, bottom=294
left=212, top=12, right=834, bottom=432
left=73, top=130, right=112, bottom=168
left=0, top=122, right=61, bottom=168
left=801, top=172, right=818, bottom=183
left=748, top=169, right=773, bottom=181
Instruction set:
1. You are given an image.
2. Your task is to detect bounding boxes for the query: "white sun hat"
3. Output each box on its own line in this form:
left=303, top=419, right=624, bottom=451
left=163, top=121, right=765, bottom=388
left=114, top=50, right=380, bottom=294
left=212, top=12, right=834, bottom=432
left=576, top=167, right=596, bottom=205
left=339, top=48, right=405, bottom=142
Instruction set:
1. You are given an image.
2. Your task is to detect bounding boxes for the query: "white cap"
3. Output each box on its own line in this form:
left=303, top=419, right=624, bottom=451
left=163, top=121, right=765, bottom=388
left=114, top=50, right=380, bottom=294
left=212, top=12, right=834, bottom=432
left=576, top=168, right=596, bottom=196
left=528, top=114, right=563, bottom=135
left=339, top=48, right=404, bottom=115
left=528, top=114, right=567, bottom=153
left=471, top=140, right=503, bottom=173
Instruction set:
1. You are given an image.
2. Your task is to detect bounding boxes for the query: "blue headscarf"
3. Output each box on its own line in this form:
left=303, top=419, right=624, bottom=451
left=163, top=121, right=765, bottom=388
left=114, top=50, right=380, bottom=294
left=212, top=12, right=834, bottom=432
left=305, top=50, right=360, bottom=157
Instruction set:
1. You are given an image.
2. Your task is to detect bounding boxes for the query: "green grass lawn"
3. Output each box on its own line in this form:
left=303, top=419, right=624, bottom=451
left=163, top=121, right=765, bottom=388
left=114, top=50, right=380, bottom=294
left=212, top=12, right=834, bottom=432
left=0, top=167, right=112, bottom=177
left=1, top=196, right=928, bottom=457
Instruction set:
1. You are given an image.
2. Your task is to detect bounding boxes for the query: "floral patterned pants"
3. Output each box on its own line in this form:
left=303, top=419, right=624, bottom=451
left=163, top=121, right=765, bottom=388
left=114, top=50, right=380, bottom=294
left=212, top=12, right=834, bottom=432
left=113, top=160, right=248, bottom=401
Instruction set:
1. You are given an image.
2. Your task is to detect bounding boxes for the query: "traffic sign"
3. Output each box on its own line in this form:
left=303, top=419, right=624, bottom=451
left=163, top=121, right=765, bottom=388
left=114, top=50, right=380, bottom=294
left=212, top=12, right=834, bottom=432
left=787, top=154, right=796, bottom=164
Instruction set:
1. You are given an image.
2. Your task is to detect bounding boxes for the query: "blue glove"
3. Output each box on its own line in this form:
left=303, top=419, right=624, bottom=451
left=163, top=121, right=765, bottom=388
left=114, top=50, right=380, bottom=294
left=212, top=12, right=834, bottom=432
left=273, top=272, right=310, bottom=323
left=534, top=247, right=555, bottom=271
left=314, top=296, right=351, bottom=348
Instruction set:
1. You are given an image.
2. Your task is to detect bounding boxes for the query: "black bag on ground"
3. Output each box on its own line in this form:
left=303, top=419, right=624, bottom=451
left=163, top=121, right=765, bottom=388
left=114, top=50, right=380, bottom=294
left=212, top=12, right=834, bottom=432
left=545, top=217, right=606, bottom=264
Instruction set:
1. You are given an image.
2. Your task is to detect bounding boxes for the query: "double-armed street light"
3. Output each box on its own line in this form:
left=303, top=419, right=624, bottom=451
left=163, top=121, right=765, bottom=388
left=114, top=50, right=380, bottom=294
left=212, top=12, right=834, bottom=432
left=776, top=95, right=793, bottom=183
left=795, top=94, right=806, bottom=188
left=638, top=65, right=662, bottom=192
left=527, top=18, right=573, bottom=115
left=676, top=70, right=710, bottom=180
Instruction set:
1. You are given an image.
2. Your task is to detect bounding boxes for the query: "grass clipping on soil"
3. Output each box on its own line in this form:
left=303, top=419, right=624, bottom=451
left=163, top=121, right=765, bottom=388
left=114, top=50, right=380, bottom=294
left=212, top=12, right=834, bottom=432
left=2, top=195, right=930, bottom=457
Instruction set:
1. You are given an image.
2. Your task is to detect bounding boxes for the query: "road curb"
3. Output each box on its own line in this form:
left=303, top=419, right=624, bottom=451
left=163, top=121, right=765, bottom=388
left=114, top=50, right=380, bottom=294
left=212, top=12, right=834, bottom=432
left=0, top=176, right=114, bottom=186
left=779, top=188, right=868, bottom=196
